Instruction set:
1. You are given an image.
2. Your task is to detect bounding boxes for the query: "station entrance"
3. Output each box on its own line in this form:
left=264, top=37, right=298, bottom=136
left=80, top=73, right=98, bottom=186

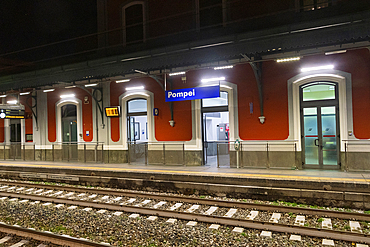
left=61, top=104, right=78, bottom=160
left=202, top=92, right=229, bottom=166
left=300, top=82, right=340, bottom=169
left=127, top=99, right=148, bottom=164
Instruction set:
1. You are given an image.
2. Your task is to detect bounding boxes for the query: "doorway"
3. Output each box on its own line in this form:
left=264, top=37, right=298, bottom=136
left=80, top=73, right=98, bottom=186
left=300, top=82, right=340, bottom=169
left=127, top=99, right=148, bottom=164
left=61, top=104, right=78, bottom=160
left=10, top=119, right=21, bottom=159
left=202, top=92, right=229, bottom=166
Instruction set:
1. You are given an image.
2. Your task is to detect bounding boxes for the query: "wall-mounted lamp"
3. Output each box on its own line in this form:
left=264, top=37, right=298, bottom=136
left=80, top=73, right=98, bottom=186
left=7, top=100, right=17, bottom=104
left=43, top=89, right=55, bottom=92
left=60, top=94, right=75, bottom=99
left=116, top=79, right=131, bottom=83
left=85, top=83, right=98, bottom=87
left=126, top=86, right=144, bottom=91
left=201, top=77, right=225, bottom=83
left=169, top=71, right=186, bottom=76
left=301, top=65, right=334, bottom=72
left=214, top=65, right=233, bottom=70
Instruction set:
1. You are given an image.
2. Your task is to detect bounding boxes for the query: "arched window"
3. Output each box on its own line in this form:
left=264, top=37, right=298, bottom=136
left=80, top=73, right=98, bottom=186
left=122, top=1, right=145, bottom=45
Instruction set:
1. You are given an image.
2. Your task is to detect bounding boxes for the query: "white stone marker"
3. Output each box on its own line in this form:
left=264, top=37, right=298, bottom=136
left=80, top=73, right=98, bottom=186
left=322, top=239, right=335, bottom=246
left=83, top=208, right=92, bottom=211
left=224, top=208, right=237, bottom=218
left=269, top=213, right=281, bottom=223
left=186, top=221, right=198, bottom=227
left=152, top=201, right=167, bottom=209
left=147, top=216, right=158, bottom=221
left=113, top=211, right=123, bottom=216
left=129, top=213, right=140, bottom=218
left=68, top=206, right=78, bottom=210
left=209, top=224, right=220, bottom=230
left=350, top=221, right=362, bottom=233
left=185, top=205, right=200, bottom=213
left=246, top=210, right=258, bottom=220
left=168, top=203, right=183, bottom=211
left=295, top=215, right=305, bottom=226
left=166, top=218, right=177, bottom=224
left=260, top=231, right=272, bottom=238
left=322, top=218, right=332, bottom=230
left=204, top=206, right=218, bottom=215
left=232, top=227, right=244, bottom=233
left=289, top=235, right=301, bottom=241
left=0, top=236, right=11, bottom=244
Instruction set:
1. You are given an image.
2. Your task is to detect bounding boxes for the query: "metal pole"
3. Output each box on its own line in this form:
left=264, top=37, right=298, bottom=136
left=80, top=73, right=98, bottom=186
left=67, top=143, right=70, bottom=162
left=13, top=144, right=15, bottom=161
left=33, top=143, right=35, bottom=161
left=217, top=143, right=220, bottom=168
left=3, top=144, right=5, bottom=160
left=128, top=143, right=130, bottom=165
left=145, top=143, right=148, bottom=165
left=84, top=144, right=86, bottom=163
left=240, top=142, right=243, bottom=168
left=23, top=144, right=25, bottom=161
left=52, top=144, right=54, bottom=162
left=266, top=142, right=269, bottom=168
left=95, top=143, right=98, bottom=163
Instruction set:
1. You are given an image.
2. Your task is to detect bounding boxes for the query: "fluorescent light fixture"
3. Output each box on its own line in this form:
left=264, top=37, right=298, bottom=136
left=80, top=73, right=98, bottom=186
left=276, top=57, right=301, bottom=63
left=65, top=85, right=76, bottom=89
left=134, top=70, right=147, bottom=75
left=301, top=65, right=334, bottom=72
left=0, top=95, right=6, bottom=98
left=43, top=89, right=55, bottom=92
left=19, top=92, right=31, bottom=95
left=85, top=83, right=98, bottom=87
left=325, top=50, right=347, bottom=55
left=116, top=79, right=131, bottom=83
left=7, top=100, right=17, bottom=104
left=214, top=65, right=233, bottom=70
left=60, top=94, right=75, bottom=99
left=168, top=71, right=186, bottom=76
left=126, top=86, right=144, bottom=91
left=201, top=77, right=225, bottom=83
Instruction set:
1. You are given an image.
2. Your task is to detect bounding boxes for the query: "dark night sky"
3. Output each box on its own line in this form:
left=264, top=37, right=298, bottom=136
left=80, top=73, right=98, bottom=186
left=0, top=0, right=97, bottom=55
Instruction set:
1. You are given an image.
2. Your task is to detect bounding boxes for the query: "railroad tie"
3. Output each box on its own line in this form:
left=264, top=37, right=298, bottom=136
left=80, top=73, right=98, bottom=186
left=168, top=203, right=183, bottom=211
left=294, top=215, right=305, bottom=226
left=129, top=213, right=140, bottom=218
left=121, top=198, right=136, bottom=205
left=350, top=221, right=362, bottom=233
left=246, top=210, right=258, bottom=220
left=0, top=236, right=12, bottom=244
left=186, top=221, right=197, bottom=227
left=166, top=218, right=177, bottom=224
left=152, top=201, right=167, bottom=209
left=269, top=213, right=281, bottom=223
left=185, top=205, right=200, bottom=213
left=10, top=240, right=28, bottom=247
left=289, top=235, right=301, bottom=241
left=322, top=239, right=335, bottom=246
left=322, top=218, right=332, bottom=230
left=204, top=206, right=218, bottom=215
left=134, top=199, right=151, bottom=207
left=147, top=216, right=158, bottom=221
left=260, top=231, right=272, bottom=238
left=232, top=227, right=244, bottom=233
left=224, top=208, right=237, bottom=218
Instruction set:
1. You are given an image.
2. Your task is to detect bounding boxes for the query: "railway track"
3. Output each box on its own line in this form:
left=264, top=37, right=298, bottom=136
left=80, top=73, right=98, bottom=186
left=0, top=223, right=109, bottom=246
left=0, top=180, right=369, bottom=246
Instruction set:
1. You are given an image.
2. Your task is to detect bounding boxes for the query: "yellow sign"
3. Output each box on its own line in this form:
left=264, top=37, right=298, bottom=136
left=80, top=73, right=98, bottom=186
left=105, top=107, right=120, bottom=117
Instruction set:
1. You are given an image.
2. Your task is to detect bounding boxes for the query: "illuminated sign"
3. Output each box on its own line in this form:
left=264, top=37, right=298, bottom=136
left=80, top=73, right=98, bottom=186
left=0, top=109, right=25, bottom=119
left=105, top=106, right=120, bottom=117
left=165, top=85, right=220, bottom=102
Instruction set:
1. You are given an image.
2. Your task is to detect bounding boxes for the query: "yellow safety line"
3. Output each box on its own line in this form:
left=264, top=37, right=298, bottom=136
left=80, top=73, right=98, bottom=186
left=0, top=163, right=367, bottom=182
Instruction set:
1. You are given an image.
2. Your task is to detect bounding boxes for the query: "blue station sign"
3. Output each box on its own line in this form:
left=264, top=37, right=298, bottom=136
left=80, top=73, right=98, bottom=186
left=165, top=85, right=220, bottom=102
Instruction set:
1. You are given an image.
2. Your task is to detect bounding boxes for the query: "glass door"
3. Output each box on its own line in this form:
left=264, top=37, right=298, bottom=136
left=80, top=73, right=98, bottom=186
left=302, top=106, right=338, bottom=168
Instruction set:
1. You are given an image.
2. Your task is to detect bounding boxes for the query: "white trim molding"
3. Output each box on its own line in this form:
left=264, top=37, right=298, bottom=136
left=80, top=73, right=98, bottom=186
left=55, top=99, right=83, bottom=143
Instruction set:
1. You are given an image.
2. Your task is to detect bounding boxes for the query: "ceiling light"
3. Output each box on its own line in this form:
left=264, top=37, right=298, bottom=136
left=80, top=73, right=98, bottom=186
left=85, top=83, right=98, bottom=87
left=60, top=94, right=75, bottom=99
left=168, top=72, right=186, bottom=76
left=7, top=100, right=17, bottom=104
left=301, top=65, right=334, bottom=72
left=0, top=95, right=6, bottom=98
left=214, top=65, right=233, bottom=70
left=276, top=57, right=301, bottom=63
left=126, top=86, right=144, bottom=91
left=116, top=79, right=131, bottom=83
left=325, top=50, right=347, bottom=55
left=65, top=85, right=76, bottom=89
left=201, top=77, right=225, bottom=83
left=19, top=92, right=31, bottom=95
left=43, top=89, right=55, bottom=92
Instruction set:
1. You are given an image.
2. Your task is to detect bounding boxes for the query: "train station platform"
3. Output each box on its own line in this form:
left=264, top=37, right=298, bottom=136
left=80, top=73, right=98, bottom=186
left=0, top=160, right=368, bottom=192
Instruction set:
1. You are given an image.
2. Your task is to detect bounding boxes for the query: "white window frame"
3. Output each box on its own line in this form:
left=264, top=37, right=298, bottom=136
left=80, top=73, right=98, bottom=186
left=55, top=99, right=83, bottom=143
left=122, top=1, right=146, bottom=45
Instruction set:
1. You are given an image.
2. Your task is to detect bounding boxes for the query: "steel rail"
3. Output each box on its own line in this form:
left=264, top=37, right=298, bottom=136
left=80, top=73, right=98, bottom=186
left=0, top=191, right=369, bottom=244
left=0, top=222, right=109, bottom=247
left=2, top=180, right=370, bottom=221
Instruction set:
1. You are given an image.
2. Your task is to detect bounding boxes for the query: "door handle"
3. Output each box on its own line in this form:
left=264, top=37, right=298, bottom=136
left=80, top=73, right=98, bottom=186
left=314, top=139, right=319, bottom=146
